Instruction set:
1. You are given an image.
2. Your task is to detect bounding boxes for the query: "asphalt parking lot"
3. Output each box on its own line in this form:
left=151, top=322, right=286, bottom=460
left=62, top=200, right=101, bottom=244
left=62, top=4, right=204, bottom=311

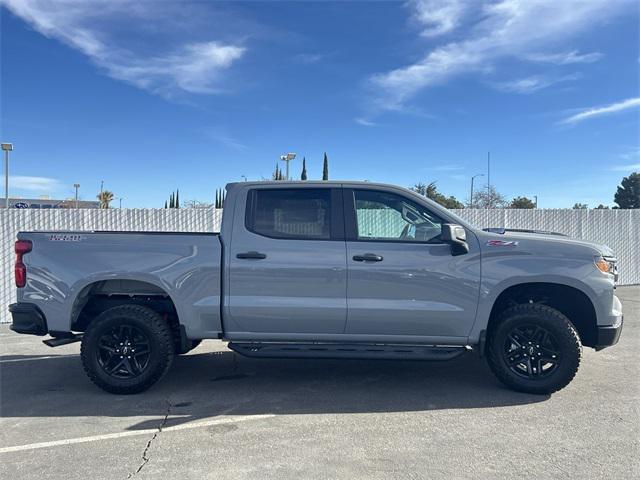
left=1, top=287, right=638, bottom=479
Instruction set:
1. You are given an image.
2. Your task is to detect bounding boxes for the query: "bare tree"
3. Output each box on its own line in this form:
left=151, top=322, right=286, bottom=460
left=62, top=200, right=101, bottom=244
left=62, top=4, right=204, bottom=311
left=471, top=185, right=508, bottom=209
left=182, top=199, right=213, bottom=209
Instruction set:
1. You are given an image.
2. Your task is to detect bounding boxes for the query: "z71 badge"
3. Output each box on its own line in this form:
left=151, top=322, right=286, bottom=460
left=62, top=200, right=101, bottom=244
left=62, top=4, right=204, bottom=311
left=49, top=234, right=85, bottom=242
left=486, top=239, right=518, bottom=247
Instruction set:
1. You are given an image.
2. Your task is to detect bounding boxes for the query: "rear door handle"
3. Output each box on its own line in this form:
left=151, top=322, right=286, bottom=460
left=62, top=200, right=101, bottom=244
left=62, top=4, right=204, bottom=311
left=236, top=251, right=267, bottom=260
left=353, top=253, right=383, bottom=262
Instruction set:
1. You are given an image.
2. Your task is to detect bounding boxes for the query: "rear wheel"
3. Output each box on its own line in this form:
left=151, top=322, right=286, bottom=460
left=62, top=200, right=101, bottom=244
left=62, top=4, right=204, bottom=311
left=81, top=305, right=174, bottom=394
left=487, top=304, right=581, bottom=394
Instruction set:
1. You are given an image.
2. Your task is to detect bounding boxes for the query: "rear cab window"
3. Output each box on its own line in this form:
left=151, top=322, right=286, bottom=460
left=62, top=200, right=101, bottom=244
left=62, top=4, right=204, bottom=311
left=245, top=188, right=343, bottom=240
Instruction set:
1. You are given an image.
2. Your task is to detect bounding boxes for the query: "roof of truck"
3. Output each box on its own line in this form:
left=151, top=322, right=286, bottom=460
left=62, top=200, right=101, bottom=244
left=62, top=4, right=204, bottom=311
left=226, top=180, right=402, bottom=189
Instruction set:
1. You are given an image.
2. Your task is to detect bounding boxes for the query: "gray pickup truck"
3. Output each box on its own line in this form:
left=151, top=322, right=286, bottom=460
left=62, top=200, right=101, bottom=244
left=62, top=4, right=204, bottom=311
left=9, top=181, right=622, bottom=395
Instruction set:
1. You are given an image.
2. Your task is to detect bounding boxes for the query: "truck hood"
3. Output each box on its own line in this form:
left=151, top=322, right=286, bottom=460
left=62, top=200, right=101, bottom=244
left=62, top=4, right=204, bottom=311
left=481, top=230, right=614, bottom=257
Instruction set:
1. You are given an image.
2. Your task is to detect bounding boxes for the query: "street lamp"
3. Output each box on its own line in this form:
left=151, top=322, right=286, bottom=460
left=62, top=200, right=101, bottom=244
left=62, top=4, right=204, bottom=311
left=1, top=143, right=13, bottom=209
left=74, top=184, right=80, bottom=209
left=470, top=173, right=484, bottom=208
left=279, top=153, right=296, bottom=180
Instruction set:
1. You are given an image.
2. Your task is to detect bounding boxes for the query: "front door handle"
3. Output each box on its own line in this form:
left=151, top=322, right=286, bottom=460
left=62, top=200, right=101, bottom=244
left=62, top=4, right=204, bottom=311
left=353, top=253, right=383, bottom=262
left=236, top=251, right=267, bottom=260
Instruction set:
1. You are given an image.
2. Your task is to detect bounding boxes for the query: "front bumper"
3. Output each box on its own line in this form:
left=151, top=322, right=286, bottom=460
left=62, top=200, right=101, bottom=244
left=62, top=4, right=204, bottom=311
left=595, top=315, right=623, bottom=351
left=9, top=303, right=48, bottom=336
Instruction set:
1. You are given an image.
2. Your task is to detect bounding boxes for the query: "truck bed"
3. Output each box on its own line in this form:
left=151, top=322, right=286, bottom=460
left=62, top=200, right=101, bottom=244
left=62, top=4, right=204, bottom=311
left=17, top=231, right=223, bottom=339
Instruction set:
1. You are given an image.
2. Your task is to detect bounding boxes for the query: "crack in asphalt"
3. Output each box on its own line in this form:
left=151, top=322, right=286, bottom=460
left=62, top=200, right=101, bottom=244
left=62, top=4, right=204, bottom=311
left=127, top=399, right=172, bottom=478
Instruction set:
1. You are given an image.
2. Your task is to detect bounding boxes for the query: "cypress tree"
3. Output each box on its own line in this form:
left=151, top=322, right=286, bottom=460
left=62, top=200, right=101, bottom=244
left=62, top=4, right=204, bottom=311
left=169, top=193, right=174, bottom=209
left=164, top=200, right=168, bottom=209
left=322, top=152, right=329, bottom=180
left=301, top=157, right=307, bottom=180
left=175, top=189, right=179, bottom=208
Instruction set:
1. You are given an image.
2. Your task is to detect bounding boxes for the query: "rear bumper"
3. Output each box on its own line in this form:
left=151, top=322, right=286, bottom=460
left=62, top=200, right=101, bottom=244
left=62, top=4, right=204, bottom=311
left=595, top=315, right=623, bottom=351
left=9, top=303, right=48, bottom=336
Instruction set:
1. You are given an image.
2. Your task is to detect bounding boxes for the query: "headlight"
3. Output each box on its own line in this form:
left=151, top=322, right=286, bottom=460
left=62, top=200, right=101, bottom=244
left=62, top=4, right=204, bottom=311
left=595, top=255, right=618, bottom=280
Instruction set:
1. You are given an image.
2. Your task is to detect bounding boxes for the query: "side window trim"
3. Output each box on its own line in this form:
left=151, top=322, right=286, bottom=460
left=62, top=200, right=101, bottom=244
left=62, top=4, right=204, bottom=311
left=244, top=187, right=345, bottom=241
left=343, top=188, right=447, bottom=244
left=343, top=188, right=358, bottom=240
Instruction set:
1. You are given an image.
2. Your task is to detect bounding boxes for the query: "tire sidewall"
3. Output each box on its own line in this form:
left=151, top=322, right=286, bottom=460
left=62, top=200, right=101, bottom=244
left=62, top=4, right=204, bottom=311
left=488, top=307, right=581, bottom=394
left=81, top=306, right=173, bottom=394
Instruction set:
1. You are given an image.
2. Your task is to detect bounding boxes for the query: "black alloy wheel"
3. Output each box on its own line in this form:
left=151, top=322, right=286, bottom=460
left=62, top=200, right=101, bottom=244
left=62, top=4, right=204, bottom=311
left=502, top=324, right=561, bottom=379
left=81, top=304, right=175, bottom=394
left=97, top=324, right=151, bottom=379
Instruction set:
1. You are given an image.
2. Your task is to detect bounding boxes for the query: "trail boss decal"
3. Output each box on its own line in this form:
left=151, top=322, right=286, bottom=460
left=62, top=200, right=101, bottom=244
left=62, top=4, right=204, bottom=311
left=486, top=239, right=518, bottom=247
left=49, top=234, right=85, bottom=242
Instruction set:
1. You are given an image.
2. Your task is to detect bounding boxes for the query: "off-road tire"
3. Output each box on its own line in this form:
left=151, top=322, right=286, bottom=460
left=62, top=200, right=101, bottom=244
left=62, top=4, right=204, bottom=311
left=81, top=305, right=174, bottom=394
left=486, top=304, right=582, bottom=395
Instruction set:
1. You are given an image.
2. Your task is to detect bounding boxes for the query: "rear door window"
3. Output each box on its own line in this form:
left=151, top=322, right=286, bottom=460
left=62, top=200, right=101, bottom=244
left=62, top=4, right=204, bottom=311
left=246, top=188, right=332, bottom=240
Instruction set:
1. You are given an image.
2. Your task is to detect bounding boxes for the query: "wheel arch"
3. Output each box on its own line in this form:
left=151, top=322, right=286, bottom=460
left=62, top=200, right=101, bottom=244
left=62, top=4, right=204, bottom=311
left=70, top=278, right=180, bottom=335
left=486, top=282, right=598, bottom=348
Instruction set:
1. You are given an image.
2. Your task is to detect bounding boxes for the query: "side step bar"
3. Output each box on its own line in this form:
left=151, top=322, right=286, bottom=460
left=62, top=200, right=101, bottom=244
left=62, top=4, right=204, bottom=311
left=43, top=333, right=83, bottom=347
left=228, top=342, right=468, bottom=361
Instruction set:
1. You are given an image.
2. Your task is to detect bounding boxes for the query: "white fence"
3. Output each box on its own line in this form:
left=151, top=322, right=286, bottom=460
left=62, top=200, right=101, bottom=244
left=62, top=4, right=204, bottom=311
left=1, top=208, right=637, bottom=323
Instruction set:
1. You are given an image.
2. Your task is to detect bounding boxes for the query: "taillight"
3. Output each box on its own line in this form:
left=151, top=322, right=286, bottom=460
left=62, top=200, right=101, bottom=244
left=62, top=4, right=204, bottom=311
left=15, top=240, right=32, bottom=288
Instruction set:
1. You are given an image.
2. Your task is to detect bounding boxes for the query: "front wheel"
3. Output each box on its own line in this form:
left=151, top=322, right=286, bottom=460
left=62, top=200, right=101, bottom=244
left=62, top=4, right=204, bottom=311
left=486, top=304, right=582, bottom=395
left=81, top=305, right=175, bottom=394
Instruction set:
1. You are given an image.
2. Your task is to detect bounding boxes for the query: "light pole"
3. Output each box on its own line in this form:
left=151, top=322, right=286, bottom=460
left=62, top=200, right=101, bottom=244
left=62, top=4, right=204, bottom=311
left=2, top=143, right=13, bottom=209
left=487, top=151, right=491, bottom=199
left=118, top=198, right=123, bottom=209
left=534, top=195, right=538, bottom=208
left=99, top=180, right=105, bottom=209
left=279, top=153, right=296, bottom=180
left=241, top=175, right=247, bottom=182
left=470, top=173, right=484, bottom=208
left=74, top=184, right=80, bottom=208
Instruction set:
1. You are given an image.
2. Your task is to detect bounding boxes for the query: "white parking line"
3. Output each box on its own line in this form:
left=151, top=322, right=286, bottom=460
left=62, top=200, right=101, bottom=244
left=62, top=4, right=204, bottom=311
left=0, top=355, right=78, bottom=364
left=0, top=414, right=275, bottom=454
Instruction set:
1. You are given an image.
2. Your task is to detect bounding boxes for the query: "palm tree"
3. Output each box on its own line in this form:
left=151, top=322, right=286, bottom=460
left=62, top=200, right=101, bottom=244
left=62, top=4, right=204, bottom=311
left=97, top=190, right=114, bottom=209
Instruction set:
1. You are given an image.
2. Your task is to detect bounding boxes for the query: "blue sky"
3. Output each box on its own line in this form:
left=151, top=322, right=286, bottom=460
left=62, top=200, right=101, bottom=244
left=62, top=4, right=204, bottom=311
left=1, top=0, right=639, bottom=208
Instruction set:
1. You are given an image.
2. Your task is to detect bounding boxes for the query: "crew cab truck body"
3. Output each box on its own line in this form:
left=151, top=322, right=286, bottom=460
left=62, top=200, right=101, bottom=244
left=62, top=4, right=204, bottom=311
left=9, top=181, right=623, bottom=394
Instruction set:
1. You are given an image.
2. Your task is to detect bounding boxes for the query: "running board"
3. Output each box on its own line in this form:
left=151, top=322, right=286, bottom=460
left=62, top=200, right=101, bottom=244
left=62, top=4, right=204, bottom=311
left=43, top=333, right=82, bottom=347
left=228, top=342, right=467, bottom=361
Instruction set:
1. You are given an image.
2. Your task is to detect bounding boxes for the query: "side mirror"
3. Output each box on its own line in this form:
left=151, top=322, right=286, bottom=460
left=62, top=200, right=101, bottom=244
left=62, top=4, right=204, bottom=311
left=441, top=224, right=469, bottom=256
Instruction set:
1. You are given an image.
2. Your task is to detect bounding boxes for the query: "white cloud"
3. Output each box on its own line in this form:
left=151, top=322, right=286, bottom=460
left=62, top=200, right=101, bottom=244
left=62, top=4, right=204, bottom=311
left=3, top=0, right=246, bottom=97
left=494, top=73, right=582, bottom=94
left=1, top=175, right=61, bottom=192
left=620, top=148, right=640, bottom=160
left=203, top=127, right=249, bottom=151
left=107, top=42, right=245, bottom=96
left=450, top=174, right=467, bottom=181
left=294, top=53, right=325, bottom=64
left=610, top=163, right=640, bottom=172
left=433, top=164, right=464, bottom=171
left=560, top=97, right=640, bottom=125
left=355, top=117, right=378, bottom=127
left=410, top=0, right=469, bottom=37
left=525, top=50, right=603, bottom=65
left=368, top=0, right=633, bottom=112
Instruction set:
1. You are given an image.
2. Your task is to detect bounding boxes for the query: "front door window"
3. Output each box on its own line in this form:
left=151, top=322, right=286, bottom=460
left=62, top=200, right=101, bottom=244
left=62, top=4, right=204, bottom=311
left=353, top=190, right=443, bottom=243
